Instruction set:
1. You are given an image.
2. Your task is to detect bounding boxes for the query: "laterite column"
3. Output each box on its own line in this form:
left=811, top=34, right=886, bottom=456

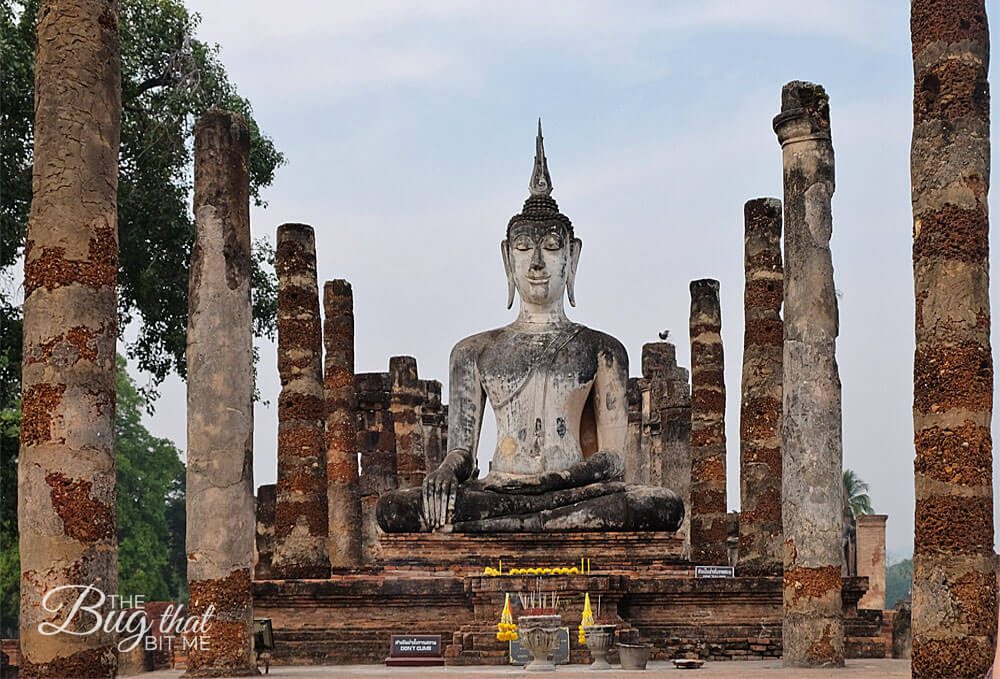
left=911, top=2, right=995, bottom=676
left=356, top=373, right=397, bottom=563
left=324, top=280, right=362, bottom=568
left=19, top=1, right=121, bottom=675
left=773, top=81, right=844, bottom=667
left=689, top=279, right=728, bottom=566
left=185, top=109, right=256, bottom=676
left=738, top=198, right=784, bottom=577
left=272, top=224, right=330, bottom=578
left=390, top=356, right=426, bottom=488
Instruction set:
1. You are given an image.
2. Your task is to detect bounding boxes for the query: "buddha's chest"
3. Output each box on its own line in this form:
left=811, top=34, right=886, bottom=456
left=477, top=332, right=598, bottom=416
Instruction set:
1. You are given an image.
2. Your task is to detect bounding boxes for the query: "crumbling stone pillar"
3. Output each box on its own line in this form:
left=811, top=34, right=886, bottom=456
left=773, top=81, right=844, bottom=667
left=18, top=1, right=121, bottom=675
left=185, top=109, right=256, bottom=676
left=421, top=380, right=445, bottom=471
left=856, top=514, right=887, bottom=611
left=356, top=373, right=397, bottom=562
left=654, top=345, right=692, bottom=551
left=910, top=3, right=995, bottom=676
left=324, top=280, right=362, bottom=568
left=638, top=378, right=659, bottom=484
left=624, top=378, right=644, bottom=484
left=738, top=197, right=784, bottom=578
left=255, top=485, right=276, bottom=580
left=689, top=280, right=728, bottom=566
left=272, top=224, right=330, bottom=579
left=390, top=356, right=426, bottom=488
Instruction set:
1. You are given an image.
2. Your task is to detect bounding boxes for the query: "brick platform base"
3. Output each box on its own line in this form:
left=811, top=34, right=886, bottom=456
left=253, top=532, right=885, bottom=665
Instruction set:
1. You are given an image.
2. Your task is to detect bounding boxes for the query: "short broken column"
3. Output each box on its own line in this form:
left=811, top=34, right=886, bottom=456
left=910, top=2, right=995, bottom=676
left=390, top=356, right=426, bottom=488
left=856, top=514, right=887, bottom=611
left=624, top=378, right=644, bottom=484
left=738, top=197, right=784, bottom=577
left=773, top=81, right=844, bottom=667
left=421, top=380, right=445, bottom=471
left=272, top=224, right=330, bottom=579
left=689, top=279, right=728, bottom=566
left=255, top=484, right=276, bottom=580
left=324, top=279, right=362, bottom=568
left=185, top=109, right=256, bottom=676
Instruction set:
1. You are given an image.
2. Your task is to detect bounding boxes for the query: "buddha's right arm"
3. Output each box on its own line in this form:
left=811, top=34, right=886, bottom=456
left=441, top=338, right=487, bottom=484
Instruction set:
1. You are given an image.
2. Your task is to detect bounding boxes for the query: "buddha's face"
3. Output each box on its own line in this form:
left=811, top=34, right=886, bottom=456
left=503, top=222, right=579, bottom=308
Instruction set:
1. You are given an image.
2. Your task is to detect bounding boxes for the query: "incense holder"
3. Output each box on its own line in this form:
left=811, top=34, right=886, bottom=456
left=583, top=624, right=617, bottom=670
left=517, top=615, right=562, bottom=672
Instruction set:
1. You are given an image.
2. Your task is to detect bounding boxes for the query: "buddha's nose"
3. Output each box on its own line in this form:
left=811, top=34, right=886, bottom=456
left=530, top=246, right=545, bottom=271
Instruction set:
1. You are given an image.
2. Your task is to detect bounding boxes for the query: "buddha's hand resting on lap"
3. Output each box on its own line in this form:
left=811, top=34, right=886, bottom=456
left=422, top=464, right=458, bottom=530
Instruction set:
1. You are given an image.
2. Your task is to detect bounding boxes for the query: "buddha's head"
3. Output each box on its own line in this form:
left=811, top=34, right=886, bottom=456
left=502, top=121, right=582, bottom=310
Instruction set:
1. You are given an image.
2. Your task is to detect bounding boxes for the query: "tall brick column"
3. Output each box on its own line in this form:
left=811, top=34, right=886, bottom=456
left=856, top=515, right=887, bottom=611
left=185, top=109, right=256, bottom=676
left=356, top=373, right=397, bottom=562
left=773, top=81, right=844, bottom=667
left=272, top=224, right=330, bottom=579
left=910, top=3, right=995, bottom=676
left=324, top=280, right=362, bottom=568
left=390, top=356, right=426, bottom=488
left=18, top=1, right=121, bottom=675
left=738, top=198, right=784, bottom=577
left=689, top=279, right=728, bottom=566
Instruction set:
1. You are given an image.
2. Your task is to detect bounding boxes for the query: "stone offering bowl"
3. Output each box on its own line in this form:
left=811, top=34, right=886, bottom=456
left=517, top=615, right=563, bottom=672
left=583, top=624, right=617, bottom=670
left=617, top=642, right=651, bottom=670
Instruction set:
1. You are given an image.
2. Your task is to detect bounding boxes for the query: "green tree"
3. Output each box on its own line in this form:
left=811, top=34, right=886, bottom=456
left=2, top=0, right=282, bottom=392
left=886, top=557, right=913, bottom=609
left=115, top=356, right=186, bottom=602
left=843, top=468, right=874, bottom=518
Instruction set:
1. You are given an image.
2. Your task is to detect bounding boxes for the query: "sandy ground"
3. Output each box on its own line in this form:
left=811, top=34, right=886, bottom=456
left=142, top=658, right=910, bottom=678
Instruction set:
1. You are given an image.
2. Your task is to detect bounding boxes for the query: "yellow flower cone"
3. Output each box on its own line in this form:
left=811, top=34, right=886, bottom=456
left=579, top=592, right=595, bottom=644
left=497, top=593, right=517, bottom=641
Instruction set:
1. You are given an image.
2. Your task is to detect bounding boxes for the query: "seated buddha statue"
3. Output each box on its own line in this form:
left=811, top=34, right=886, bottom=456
left=376, top=123, right=684, bottom=533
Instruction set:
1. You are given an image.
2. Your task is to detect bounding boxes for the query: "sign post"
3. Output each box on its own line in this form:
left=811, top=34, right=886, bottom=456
left=385, top=634, right=444, bottom=667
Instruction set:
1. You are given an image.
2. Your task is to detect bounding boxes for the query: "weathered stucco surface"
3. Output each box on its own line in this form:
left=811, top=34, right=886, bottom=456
left=185, top=109, right=256, bottom=677
left=19, top=1, right=121, bottom=676
left=773, top=81, right=844, bottom=668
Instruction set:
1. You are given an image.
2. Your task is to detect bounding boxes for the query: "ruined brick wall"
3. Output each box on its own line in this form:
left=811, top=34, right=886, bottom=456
left=738, top=198, right=784, bottom=577
left=689, top=280, right=728, bottom=567
left=390, top=356, right=426, bottom=488
left=356, top=372, right=397, bottom=563
left=910, top=3, right=995, bottom=676
left=185, top=109, right=256, bottom=675
left=773, top=81, right=844, bottom=667
left=18, top=2, right=121, bottom=674
left=324, top=280, right=362, bottom=568
left=273, top=224, right=330, bottom=578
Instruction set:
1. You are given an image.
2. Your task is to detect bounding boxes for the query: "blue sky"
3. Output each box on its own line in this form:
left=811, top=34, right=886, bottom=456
left=138, top=0, right=999, bottom=560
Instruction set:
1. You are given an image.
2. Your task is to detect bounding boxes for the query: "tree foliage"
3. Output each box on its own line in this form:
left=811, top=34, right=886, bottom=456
left=1, top=0, right=282, bottom=392
left=843, top=468, right=874, bottom=518
left=115, top=356, right=186, bottom=602
left=886, top=557, right=913, bottom=609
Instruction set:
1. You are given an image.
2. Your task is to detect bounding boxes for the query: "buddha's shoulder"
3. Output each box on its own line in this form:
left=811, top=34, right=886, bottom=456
left=450, top=327, right=507, bottom=357
left=574, top=325, right=629, bottom=362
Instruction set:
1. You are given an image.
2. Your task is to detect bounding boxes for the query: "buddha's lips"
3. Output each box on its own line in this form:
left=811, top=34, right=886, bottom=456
left=527, top=277, right=550, bottom=283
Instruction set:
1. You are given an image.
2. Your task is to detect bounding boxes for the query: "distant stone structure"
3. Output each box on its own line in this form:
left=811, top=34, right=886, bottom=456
left=910, top=2, right=995, bottom=677
left=255, top=484, right=276, bottom=580
left=185, top=109, right=256, bottom=676
left=273, top=223, right=330, bottom=578
left=324, top=280, right=363, bottom=568
left=856, top=515, right=887, bottom=611
left=18, top=1, right=121, bottom=675
left=738, top=198, right=783, bottom=577
left=689, top=279, right=728, bottom=566
left=773, top=81, right=844, bottom=667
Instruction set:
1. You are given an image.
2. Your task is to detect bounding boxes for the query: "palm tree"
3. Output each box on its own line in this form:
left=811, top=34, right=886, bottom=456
left=843, top=469, right=874, bottom=517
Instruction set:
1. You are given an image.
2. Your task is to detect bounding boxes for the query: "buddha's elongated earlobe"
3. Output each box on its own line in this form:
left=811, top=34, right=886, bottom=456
left=567, top=238, right=582, bottom=307
left=501, top=240, right=516, bottom=309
